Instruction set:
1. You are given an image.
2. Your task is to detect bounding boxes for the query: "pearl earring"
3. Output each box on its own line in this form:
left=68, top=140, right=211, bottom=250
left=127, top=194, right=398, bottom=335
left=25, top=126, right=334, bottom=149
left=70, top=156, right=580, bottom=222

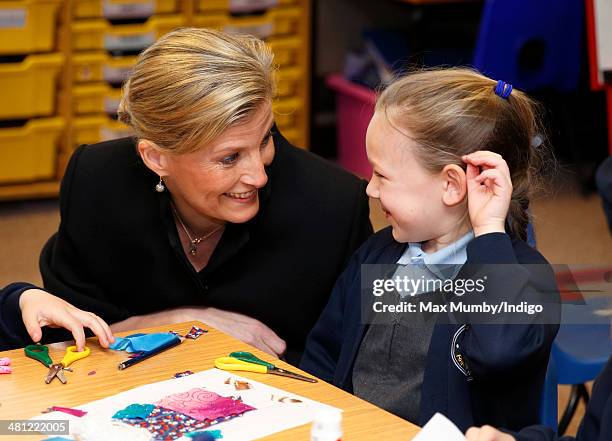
left=155, top=177, right=165, bottom=193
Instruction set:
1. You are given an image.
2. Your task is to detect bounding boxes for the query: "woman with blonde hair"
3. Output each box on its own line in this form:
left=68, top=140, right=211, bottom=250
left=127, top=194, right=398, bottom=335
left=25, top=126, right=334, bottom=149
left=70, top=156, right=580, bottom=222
left=0, top=28, right=372, bottom=362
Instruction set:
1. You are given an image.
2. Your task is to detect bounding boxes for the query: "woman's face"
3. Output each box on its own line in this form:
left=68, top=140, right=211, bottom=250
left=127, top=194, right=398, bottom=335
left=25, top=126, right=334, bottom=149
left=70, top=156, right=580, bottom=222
left=164, top=103, right=275, bottom=225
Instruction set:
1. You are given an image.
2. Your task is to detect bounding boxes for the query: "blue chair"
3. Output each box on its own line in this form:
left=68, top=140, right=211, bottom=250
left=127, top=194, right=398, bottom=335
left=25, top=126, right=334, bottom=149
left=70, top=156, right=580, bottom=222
left=540, top=356, right=558, bottom=431
left=529, top=220, right=611, bottom=434
left=533, top=223, right=609, bottom=432
left=473, top=0, right=583, bottom=93
left=527, top=223, right=559, bottom=430
left=553, top=295, right=612, bottom=434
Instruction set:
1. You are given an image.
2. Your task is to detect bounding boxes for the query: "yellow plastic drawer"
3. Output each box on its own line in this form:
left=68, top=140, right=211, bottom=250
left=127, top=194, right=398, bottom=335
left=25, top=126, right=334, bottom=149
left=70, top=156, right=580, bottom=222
left=72, top=52, right=137, bottom=84
left=268, top=36, right=302, bottom=68
left=0, top=118, right=64, bottom=184
left=272, top=96, right=303, bottom=131
left=196, top=0, right=298, bottom=13
left=74, top=115, right=132, bottom=146
left=72, top=15, right=185, bottom=52
left=275, top=66, right=304, bottom=98
left=194, top=6, right=302, bottom=40
left=0, top=0, right=62, bottom=55
left=0, top=53, right=64, bottom=119
left=280, top=127, right=305, bottom=149
left=73, top=0, right=179, bottom=19
left=73, top=83, right=122, bottom=115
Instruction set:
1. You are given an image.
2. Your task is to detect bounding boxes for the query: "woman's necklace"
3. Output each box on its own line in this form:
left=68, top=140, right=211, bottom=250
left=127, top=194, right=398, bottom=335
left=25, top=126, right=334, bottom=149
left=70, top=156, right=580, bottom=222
left=171, top=204, right=223, bottom=256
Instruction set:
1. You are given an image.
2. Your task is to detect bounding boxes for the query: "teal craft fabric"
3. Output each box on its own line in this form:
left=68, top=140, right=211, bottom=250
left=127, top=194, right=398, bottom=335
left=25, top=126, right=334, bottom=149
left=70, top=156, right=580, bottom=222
left=112, top=403, right=155, bottom=419
left=109, top=333, right=178, bottom=353
left=186, top=429, right=223, bottom=439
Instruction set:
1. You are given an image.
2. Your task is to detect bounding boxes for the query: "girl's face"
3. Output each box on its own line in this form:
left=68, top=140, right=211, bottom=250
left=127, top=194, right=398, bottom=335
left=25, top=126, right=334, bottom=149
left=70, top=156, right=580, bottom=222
left=365, top=111, right=454, bottom=245
left=164, top=103, right=275, bottom=225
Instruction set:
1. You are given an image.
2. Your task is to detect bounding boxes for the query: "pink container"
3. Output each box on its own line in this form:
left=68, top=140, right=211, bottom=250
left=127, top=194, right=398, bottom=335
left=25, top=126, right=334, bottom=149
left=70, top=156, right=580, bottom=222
left=326, top=74, right=376, bottom=179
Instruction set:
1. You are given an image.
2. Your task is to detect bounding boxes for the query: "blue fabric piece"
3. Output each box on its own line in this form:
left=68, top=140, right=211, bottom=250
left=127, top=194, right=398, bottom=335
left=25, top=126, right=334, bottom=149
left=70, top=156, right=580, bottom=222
left=43, top=438, right=72, bottom=441
left=187, top=431, right=222, bottom=441
left=109, top=333, right=177, bottom=353
left=112, top=403, right=155, bottom=419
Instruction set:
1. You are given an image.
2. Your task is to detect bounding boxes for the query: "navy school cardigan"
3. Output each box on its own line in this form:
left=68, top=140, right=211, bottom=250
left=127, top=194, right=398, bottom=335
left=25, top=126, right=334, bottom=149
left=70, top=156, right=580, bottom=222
left=300, top=227, right=560, bottom=432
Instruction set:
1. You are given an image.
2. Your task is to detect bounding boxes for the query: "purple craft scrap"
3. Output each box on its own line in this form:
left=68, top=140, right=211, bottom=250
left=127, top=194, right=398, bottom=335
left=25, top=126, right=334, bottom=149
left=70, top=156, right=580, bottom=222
left=186, top=326, right=208, bottom=340
left=173, top=370, right=194, bottom=378
left=168, top=326, right=207, bottom=339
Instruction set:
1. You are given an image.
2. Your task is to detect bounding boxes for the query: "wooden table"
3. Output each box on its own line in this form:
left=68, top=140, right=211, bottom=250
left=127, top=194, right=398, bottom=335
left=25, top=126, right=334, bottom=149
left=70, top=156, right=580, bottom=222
left=0, top=321, right=419, bottom=440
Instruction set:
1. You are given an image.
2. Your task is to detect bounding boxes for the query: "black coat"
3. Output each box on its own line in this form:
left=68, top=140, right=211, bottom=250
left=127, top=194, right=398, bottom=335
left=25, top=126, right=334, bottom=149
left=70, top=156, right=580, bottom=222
left=30, top=132, right=372, bottom=362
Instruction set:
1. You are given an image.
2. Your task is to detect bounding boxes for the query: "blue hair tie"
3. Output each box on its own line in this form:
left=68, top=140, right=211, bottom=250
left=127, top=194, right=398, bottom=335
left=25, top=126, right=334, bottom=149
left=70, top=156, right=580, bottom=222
left=494, top=80, right=513, bottom=99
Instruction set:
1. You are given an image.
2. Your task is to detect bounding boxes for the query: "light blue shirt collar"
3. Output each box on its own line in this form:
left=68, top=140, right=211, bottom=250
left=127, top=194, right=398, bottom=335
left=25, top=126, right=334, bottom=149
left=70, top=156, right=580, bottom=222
left=397, top=230, right=475, bottom=266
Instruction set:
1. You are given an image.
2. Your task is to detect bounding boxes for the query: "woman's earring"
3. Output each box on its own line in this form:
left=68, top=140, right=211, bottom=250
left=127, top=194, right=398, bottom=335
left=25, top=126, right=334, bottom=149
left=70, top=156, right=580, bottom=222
left=155, top=177, right=165, bottom=193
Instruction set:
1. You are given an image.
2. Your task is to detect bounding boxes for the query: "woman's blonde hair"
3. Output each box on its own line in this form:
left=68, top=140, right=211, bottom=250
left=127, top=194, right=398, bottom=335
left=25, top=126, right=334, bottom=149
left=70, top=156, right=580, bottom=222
left=118, top=27, right=275, bottom=154
left=377, top=67, right=550, bottom=241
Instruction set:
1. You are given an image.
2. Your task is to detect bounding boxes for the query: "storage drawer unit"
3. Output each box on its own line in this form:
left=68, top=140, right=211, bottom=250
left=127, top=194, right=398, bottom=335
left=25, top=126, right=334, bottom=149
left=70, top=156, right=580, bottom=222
left=273, top=97, right=303, bottom=131
left=0, top=53, right=64, bottom=119
left=73, top=83, right=122, bottom=115
left=196, top=0, right=298, bottom=13
left=281, top=127, right=300, bottom=147
left=72, top=52, right=137, bottom=84
left=275, top=66, right=304, bottom=98
left=72, top=0, right=179, bottom=19
left=73, top=115, right=132, bottom=146
left=268, top=37, right=302, bottom=68
left=0, top=118, right=64, bottom=183
left=0, top=0, right=62, bottom=55
left=71, top=15, right=184, bottom=52
left=194, top=6, right=302, bottom=40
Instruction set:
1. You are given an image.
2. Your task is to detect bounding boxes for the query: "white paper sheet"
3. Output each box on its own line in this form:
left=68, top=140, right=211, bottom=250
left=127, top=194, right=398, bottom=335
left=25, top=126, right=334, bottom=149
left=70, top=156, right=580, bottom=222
left=411, top=413, right=466, bottom=441
left=32, top=368, right=339, bottom=441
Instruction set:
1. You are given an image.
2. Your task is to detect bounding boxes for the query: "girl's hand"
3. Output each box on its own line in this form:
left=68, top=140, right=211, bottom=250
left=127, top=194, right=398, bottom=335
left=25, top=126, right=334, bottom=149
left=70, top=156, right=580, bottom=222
left=463, top=151, right=513, bottom=237
left=19, top=289, right=115, bottom=351
left=465, top=426, right=516, bottom=441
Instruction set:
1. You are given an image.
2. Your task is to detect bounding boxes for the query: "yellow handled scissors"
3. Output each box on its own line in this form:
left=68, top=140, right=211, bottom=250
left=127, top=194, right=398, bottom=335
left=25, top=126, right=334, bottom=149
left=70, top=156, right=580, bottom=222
left=214, top=351, right=317, bottom=383
left=26, top=345, right=90, bottom=384
left=45, top=345, right=90, bottom=384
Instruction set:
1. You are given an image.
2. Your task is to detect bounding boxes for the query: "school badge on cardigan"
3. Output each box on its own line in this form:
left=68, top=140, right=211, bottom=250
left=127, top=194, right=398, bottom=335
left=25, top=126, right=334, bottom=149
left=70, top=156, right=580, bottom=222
left=451, top=325, right=473, bottom=381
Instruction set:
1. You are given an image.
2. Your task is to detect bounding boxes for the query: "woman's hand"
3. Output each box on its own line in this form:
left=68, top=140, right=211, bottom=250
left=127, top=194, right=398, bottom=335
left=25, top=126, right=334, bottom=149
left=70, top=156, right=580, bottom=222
left=466, top=426, right=516, bottom=441
left=463, top=151, right=513, bottom=237
left=19, top=289, right=115, bottom=351
left=186, top=307, right=287, bottom=358
left=111, top=307, right=287, bottom=358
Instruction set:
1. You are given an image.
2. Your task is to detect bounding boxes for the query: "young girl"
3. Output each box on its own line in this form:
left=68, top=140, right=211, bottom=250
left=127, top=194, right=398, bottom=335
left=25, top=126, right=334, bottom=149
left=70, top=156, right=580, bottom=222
left=300, top=68, right=560, bottom=432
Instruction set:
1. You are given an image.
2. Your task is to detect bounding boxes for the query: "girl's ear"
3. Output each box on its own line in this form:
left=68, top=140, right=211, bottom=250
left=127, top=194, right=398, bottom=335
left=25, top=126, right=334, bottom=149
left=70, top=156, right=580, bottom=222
left=441, top=164, right=467, bottom=207
left=137, top=140, right=169, bottom=176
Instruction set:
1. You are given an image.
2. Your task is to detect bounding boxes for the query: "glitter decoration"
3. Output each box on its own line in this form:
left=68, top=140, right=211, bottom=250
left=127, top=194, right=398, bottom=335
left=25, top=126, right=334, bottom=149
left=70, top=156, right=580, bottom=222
left=185, top=326, right=208, bottom=340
